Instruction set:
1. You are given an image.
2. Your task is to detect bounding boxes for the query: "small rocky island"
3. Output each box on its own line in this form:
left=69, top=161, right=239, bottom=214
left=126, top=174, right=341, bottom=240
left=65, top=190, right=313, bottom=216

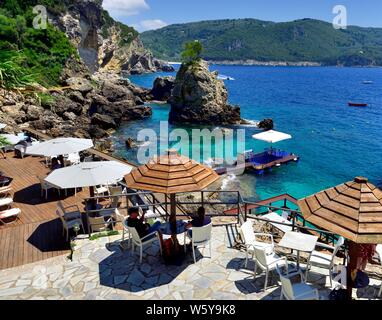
left=168, top=60, right=242, bottom=125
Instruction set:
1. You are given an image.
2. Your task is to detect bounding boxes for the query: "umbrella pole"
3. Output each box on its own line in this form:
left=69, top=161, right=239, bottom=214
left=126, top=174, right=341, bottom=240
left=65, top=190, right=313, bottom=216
left=169, top=193, right=177, bottom=234
left=89, top=186, right=96, bottom=211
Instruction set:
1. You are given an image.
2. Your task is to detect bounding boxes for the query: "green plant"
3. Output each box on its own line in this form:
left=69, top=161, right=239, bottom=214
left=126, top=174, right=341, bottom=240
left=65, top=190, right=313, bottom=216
left=0, top=136, right=11, bottom=147
left=0, top=51, right=35, bottom=89
left=181, top=40, right=203, bottom=65
left=37, top=92, right=55, bottom=108
left=89, top=230, right=119, bottom=241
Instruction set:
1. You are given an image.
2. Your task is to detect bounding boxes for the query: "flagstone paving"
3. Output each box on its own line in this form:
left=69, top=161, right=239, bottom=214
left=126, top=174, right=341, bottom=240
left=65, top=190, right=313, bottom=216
left=0, top=224, right=381, bottom=300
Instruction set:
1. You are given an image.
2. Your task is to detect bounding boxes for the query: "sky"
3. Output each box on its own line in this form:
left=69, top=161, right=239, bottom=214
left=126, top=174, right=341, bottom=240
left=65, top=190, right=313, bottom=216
left=102, top=0, right=382, bottom=32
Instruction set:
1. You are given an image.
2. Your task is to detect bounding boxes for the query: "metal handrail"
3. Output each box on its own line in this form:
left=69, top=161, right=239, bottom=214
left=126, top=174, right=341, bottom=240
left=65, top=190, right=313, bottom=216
left=83, top=189, right=338, bottom=241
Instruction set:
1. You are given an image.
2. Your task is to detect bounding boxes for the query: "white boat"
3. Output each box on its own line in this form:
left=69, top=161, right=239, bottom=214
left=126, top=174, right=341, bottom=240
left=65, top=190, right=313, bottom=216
left=217, top=75, right=235, bottom=81
left=362, top=80, right=373, bottom=84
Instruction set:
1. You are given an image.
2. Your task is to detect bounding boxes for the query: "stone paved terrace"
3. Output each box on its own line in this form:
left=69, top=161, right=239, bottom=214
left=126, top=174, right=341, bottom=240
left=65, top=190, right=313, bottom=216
left=0, top=222, right=381, bottom=300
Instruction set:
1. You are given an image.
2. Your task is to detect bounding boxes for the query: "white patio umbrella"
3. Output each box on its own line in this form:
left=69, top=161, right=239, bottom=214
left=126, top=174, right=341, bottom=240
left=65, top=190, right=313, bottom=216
left=45, top=161, right=133, bottom=191
left=252, top=130, right=292, bottom=143
left=26, top=137, right=93, bottom=157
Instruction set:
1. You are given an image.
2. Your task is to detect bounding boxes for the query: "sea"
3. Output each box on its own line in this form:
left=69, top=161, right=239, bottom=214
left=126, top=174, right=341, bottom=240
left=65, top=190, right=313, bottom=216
left=111, top=64, right=382, bottom=202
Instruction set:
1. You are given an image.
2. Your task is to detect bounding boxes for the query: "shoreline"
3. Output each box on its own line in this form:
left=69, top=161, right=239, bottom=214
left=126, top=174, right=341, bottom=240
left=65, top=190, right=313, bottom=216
left=167, top=60, right=381, bottom=68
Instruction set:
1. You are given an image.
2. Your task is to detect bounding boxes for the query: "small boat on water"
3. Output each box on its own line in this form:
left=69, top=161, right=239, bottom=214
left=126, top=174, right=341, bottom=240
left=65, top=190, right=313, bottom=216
left=217, top=75, right=235, bottom=81
left=362, top=80, right=373, bottom=84
left=348, top=102, right=368, bottom=107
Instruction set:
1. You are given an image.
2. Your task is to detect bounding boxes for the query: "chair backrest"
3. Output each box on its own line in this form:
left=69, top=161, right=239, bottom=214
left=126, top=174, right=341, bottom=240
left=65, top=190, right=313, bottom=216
left=240, top=220, right=256, bottom=245
left=376, top=244, right=382, bottom=266
left=55, top=209, right=66, bottom=226
left=127, top=226, right=143, bottom=244
left=275, top=259, right=300, bottom=300
left=113, top=208, right=125, bottom=223
left=89, top=216, right=107, bottom=233
left=109, top=186, right=122, bottom=208
left=57, top=201, right=65, bottom=215
left=254, top=246, right=269, bottom=268
left=191, top=223, right=212, bottom=243
left=281, top=210, right=289, bottom=220
left=277, top=271, right=295, bottom=299
left=330, top=236, right=345, bottom=268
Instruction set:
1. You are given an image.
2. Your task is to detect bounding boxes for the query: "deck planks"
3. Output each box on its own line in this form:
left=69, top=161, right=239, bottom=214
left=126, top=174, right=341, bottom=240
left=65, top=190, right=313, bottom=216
left=0, top=152, right=89, bottom=270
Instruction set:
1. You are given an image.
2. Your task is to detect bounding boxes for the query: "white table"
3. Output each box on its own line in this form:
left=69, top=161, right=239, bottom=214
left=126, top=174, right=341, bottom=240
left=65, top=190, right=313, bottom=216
left=262, top=212, right=293, bottom=234
left=278, top=231, right=318, bottom=268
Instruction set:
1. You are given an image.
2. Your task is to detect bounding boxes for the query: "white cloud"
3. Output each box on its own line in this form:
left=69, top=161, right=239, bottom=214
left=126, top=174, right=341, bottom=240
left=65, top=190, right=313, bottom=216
left=102, top=0, right=150, bottom=16
left=137, top=19, right=168, bottom=31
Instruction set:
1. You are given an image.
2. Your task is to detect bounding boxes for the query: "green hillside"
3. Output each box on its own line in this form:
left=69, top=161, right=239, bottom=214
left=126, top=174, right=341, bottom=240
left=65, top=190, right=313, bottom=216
left=140, top=18, right=382, bottom=66
left=0, top=0, right=79, bottom=88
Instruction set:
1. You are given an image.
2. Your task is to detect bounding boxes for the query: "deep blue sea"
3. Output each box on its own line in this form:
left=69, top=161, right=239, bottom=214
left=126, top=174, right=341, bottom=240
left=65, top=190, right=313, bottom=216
left=112, top=65, right=382, bottom=202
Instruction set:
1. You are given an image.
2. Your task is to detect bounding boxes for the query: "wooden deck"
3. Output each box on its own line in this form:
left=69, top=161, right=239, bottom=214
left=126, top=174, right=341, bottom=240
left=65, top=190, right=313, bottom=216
left=0, top=152, right=89, bottom=270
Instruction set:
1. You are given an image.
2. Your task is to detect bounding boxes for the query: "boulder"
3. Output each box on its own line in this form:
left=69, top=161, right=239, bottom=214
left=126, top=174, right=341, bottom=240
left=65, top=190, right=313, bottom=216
left=88, top=125, right=109, bottom=139
left=125, top=137, right=137, bottom=149
left=26, top=105, right=43, bottom=121
left=65, top=77, right=94, bottom=95
left=62, top=112, right=77, bottom=121
left=122, top=105, right=152, bottom=121
left=52, top=95, right=82, bottom=116
left=67, top=90, right=86, bottom=104
left=258, top=118, right=274, bottom=131
left=151, top=76, right=175, bottom=101
left=100, top=81, right=134, bottom=102
left=169, top=60, right=241, bottom=125
left=91, top=113, right=117, bottom=130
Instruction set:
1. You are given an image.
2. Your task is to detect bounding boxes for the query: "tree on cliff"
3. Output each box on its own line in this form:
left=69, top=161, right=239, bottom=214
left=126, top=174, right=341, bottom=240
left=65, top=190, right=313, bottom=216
left=181, top=40, right=203, bottom=65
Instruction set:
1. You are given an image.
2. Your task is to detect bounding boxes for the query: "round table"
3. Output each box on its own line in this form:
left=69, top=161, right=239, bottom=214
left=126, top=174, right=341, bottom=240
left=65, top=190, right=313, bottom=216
left=159, top=220, right=188, bottom=235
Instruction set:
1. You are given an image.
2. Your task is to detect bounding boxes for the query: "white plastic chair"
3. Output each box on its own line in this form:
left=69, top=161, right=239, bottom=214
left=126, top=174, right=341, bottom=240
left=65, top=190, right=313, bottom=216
left=0, top=186, right=12, bottom=198
left=94, top=185, right=109, bottom=203
left=114, top=209, right=131, bottom=245
left=276, top=259, right=320, bottom=300
left=126, top=223, right=162, bottom=263
left=108, top=186, right=123, bottom=208
left=253, top=246, right=286, bottom=291
left=66, top=153, right=80, bottom=165
left=376, top=245, right=382, bottom=297
left=0, top=207, right=21, bottom=224
left=0, top=197, right=13, bottom=208
left=184, top=223, right=212, bottom=263
left=240, top=220, right=274, bottom=268
left=306, top=236, right=345, bottom=286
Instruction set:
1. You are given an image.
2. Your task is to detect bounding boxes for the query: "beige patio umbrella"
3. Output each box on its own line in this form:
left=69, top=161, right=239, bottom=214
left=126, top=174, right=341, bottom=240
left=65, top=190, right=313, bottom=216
left=124, top=149, right=219, bottom=233
left=298, top=176, right=382, bottom=298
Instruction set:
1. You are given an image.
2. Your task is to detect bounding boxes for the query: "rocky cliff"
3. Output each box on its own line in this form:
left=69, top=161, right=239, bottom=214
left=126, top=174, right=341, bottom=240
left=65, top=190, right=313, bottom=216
left=0, top=0, right=173, bottom=146
left=169, top=60, right=241, bottom=125
left=51, top=0, right=173, bottom=75
left=0, top=74, right=152, bottom=142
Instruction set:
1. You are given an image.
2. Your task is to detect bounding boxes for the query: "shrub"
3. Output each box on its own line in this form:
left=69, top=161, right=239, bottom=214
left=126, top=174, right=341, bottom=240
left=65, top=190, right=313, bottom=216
left=181, top=40, right=203, bottom=65
left=0, top=51, right=35, bottom=89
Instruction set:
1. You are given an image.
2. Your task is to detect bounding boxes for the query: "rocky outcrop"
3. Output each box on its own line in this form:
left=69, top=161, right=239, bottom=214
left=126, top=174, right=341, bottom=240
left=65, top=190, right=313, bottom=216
left=169, top=60, right=241, bottom=125
left=0, top=73, right=152, bottom=140
left=150, top=76, right=175, bottom=101
left=258, top=118, right=274, bottom=130
left=51, top=0, right=173, bottom=75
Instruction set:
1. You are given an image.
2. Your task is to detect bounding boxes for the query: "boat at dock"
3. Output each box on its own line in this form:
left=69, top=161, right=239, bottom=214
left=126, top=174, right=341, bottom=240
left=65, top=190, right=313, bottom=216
left=238, top=148, right=299, bottom=174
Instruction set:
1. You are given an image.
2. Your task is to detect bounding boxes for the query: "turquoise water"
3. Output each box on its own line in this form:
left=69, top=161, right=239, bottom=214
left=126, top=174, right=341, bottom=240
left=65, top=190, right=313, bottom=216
left=112, top=65, right=382, bottom=202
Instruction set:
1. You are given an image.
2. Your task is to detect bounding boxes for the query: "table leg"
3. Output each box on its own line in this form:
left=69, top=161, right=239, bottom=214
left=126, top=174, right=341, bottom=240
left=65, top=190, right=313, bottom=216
left=296, top=251, right=300, bottom=269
